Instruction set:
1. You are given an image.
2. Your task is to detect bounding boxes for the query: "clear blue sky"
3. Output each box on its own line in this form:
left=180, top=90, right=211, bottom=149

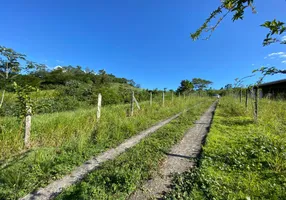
left=1, top=0, right=285, bottom=90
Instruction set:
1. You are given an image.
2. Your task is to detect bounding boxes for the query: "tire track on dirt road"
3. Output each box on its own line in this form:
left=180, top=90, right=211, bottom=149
left=128, top=101, right=217, bottom=200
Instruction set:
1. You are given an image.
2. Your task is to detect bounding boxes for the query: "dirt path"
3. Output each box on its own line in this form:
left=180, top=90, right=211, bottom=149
left=20, top=110, right=187, bottom=200
left=128, top=102, right=217, bottom=200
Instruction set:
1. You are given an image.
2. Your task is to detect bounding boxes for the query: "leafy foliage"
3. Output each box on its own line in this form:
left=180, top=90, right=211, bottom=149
left=191, top=0, right=256, bottom=41
left=253, top=67, right=286, bottom=84
left=192, top=78, right=213, bottom=91
left=261, top=20, right=286, bottom=46
left=176, top=80, right=194, bottom=94
left=0, top=45, right=159, bottom=116
left=13, top=82, right=37, bottom=120
left=191, top=1, right=285, bottom=80
left=0, top=46, right=35, bottom=108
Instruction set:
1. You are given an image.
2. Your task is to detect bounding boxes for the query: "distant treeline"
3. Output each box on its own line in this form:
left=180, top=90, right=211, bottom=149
left=0, top=66, right=139, bottom=91
left=0, top=64, right=171, bottom=116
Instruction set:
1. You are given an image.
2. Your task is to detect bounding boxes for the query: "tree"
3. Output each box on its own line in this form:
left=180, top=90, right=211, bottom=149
left=191, top=0, right=285, bottom=78
left=192, top=78, right=212, bottom=91
left=32, top=64, right=49, bottom=79
left=176, top=80, right=194, bottom=94
left=225, top=84, right=233, bottom=90
left=0, top=46, right=34, bottom=108
left=127, top=79, right=136, bottom=87
left=234, top=74, right=254, bottom=88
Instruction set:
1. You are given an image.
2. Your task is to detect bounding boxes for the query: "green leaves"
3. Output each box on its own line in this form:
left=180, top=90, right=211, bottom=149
left=261, top=20, right=286, bottom=46
left=192, top=78, right=213, bottom=91
left=191, top=0, right=255, bottom=41
left=190, top=5, right=223, bottom=41
left=252, top=67, right=286, bottom=84
left=191, top=1, right=286, bottom=48
left=176, top=80, right=194, bottom=94
left=13, top=82, right=37, bottom=120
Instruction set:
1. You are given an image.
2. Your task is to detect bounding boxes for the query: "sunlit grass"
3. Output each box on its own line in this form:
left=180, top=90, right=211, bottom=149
left=0, top=96, right=212, bottom=199
left=55, top=98, right=213, bottom=200
left=164, top=96, right=286, bottom=199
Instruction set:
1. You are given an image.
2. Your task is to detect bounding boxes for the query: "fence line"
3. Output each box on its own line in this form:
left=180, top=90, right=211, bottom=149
left=16, top=90, right=192, bottom=148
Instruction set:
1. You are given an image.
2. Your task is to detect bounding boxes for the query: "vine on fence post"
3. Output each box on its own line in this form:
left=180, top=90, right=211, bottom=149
left=13, top=82, right=37, bottom=148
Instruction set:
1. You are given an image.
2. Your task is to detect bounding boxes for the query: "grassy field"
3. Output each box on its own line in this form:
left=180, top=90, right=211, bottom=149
left=0, top=96, right=212, bottom=199
left=164, top=97, right=286, bottom=199
left=55, top=98, right=213, bottom=199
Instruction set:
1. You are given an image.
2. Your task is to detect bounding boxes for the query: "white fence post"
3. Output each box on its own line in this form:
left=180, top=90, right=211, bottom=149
left=245, top=89, right=248, bottom=109
left=240, top=88, right=242, bottom=103
left=134, top=96, right=140, bottom=110
left=97, top=93, right=102, bottom=122
left=130, top=91, right=134, bottom=116
left=254, top=87, right=258, bottom=122
left=24, top=106, right=32, bottom=148
left=162, top=91, right=165, bottom=107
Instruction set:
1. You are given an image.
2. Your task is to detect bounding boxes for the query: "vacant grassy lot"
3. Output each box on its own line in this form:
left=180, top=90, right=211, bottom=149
left=0, top=96, right=212, bottom=199
left=164, top=97, right=286, bottom=199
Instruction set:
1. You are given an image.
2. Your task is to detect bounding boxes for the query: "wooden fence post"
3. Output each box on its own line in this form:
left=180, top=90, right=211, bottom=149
left=97, top=93, right=102, bottom=122
left=130, top=91, right=134, bottom=116
left=240, top=88, right=242, bottom=103
left=134, top=95, right=140, bottom=110
left=162, top=91, right=165, bottom=107
left=150, top=92, right=152, bottom=106
left=24, top=106, right=32, bottom=148
left=245, top=89, right=248, bottom=109
left=254, top=87, right=258, bottom=122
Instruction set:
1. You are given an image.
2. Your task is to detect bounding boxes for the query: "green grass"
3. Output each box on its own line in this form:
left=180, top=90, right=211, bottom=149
left=0, top=96, right=212, bottom=199
left=164, top=97, right=286, bottom=200
left=55, top=98, right=213, bottom=200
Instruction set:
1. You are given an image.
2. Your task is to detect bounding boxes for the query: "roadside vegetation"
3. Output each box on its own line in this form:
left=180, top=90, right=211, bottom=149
left=0, top=96, right=212, bottom=199
left=164, top=97, right=286, bottom=199
left=55, top=98, right=213, bottom=200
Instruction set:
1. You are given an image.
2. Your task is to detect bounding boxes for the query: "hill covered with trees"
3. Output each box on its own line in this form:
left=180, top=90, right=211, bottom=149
left=0, top=46, right=152, bottom=116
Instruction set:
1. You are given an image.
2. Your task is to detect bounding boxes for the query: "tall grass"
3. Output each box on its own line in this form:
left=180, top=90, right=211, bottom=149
left=164, top=96, right=286, bottom=199
left=55, top=98, right=214, bottom=200
left=0, top=96, right=211, bottom=199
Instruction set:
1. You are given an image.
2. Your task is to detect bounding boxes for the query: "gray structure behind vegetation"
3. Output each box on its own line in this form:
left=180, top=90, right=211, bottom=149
left=259, top=79, right=286, bottom=99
